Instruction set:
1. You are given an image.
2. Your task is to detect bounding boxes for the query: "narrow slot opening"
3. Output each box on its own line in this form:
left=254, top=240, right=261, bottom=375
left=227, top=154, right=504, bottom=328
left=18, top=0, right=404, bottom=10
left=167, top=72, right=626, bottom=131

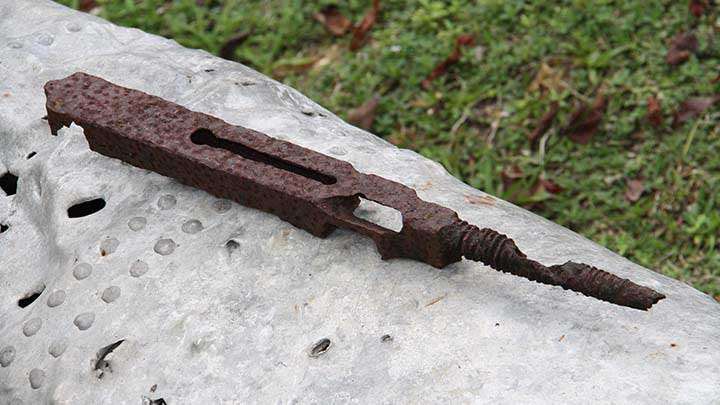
left=190, top=128, right=336, bottom=185
left=353, top=197, right=403, bottom=232
left=67, top=198, right=106, bottom=218
left=0, top=172, right=18, bottom=196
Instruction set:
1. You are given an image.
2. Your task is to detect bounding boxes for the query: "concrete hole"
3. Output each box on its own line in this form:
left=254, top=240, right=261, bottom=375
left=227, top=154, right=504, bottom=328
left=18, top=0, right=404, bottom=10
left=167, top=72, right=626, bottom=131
left=67, top=198, right=106, bottom=218
left=26, top=151, right=36, bottom=159
left=309, top=338, right=332, bottom=358
left=0, top=223, right=8, bottom=233
left=225, top=239, right=240, bottom=253
left=18, top=283, right=45, bottom=308
left=0, top=172, right=18, bottom=196
left=94, top=339, right=125, bottom=379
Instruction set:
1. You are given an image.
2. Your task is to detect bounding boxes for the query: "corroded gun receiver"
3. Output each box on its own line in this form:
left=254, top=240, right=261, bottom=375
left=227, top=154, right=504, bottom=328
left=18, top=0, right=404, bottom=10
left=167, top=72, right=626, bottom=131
left=44, top=72, right=665, bottom=310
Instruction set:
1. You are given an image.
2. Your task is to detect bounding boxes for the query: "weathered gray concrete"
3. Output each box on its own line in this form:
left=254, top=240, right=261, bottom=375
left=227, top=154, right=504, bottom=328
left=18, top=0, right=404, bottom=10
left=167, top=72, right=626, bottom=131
left=1, top=1, right=718, bottom=404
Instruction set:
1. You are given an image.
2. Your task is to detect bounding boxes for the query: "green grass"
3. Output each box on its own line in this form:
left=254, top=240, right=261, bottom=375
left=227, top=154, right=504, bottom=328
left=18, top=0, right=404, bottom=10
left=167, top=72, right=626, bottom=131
left=58, top=0, right=719, bottom=298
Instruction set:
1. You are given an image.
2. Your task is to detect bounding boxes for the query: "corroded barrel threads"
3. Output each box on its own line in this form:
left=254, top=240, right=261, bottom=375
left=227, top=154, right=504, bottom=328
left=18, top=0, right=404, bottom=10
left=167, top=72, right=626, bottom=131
left=458, top=224, right=665, bottom=310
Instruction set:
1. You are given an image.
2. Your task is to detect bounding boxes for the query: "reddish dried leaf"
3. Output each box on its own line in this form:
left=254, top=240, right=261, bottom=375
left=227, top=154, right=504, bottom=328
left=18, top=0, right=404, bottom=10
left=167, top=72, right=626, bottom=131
left=314, top=5, right=352, bottom=36
left=421, top=34, right=475, bottom=89
left=528, top=101, right=559, bottom=145
left=672, top=95, right=720, bottom=127
left=79, top=0, right=97, bottom=12
left=625, top=179, right=644, bottom=202
left=711, top=73, right=720, bottom=84
left=689, top=0, right=707, bottom=17
left=348, top=95, right=380, bottom=130
left=647, top=96, right=663, bottom=128
left=563, top=92, right=607, bottom=144
left=540, top=179, right=563, bottom=194
left=666, top=31, right=699, bottom=66
left=219, top=31, right=252, bottom=61
left=350, top=0, right=381, bottom=51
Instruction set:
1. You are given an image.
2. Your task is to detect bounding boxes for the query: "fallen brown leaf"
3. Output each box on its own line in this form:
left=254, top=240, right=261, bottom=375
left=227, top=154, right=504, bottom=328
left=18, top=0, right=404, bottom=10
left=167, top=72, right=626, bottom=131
left=219, top=31, right=252, bottom=61
left=539, top=178, right=563, bottom=194
left=666, top=31, right=699, bottom=66
left=348, top=95, right=380, bottom=130
left=689, top=0, right=708, bottom=17
left=625, top=179, right=644, bottom=202
left=79, top=0, right=97, bottom=12
left=350, top=0, right=381, bottom=51
left=314, top=5, right=352, bottom=36
left=421, top=34, right=475, bottom=89
left=528, top=101, right=559, bottom=145
left=672, top=95, right=720, bottom=128
left=647, top=96, right=663, bottom=128
left=563, top=92, right=607, bottom=144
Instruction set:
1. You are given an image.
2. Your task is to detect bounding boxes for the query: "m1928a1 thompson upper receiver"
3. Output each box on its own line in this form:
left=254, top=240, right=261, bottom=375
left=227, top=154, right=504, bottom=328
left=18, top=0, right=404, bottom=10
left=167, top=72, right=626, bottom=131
left=44, top=72, right=665, bottom=310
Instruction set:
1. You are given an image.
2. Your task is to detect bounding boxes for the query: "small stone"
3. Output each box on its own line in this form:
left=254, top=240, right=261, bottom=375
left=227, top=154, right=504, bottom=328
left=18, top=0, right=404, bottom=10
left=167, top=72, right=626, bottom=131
left=212, top=199, right=232, bottom=213
left=181, top=219, right=204, bottom=234
left=157, top=194, right=177, bottom=210
left=154, top=238, right=177, bottom=256
left=100, top=237, right=120, bottom=256
left=328, top=146, right=347, bottom=156
left=46, top=290, right=66, bottom=307
left=74, top=312, right=95, bottom=331
left=23, top=318, right=42, bottom=337
left=29, top=368, right=45, bottom=389
left=128, top=216, right=147, bottom=231
left=101, top=286, right=121, bottom=303
left=48, top=339, right=68, bottom=358
left=0, top=346, right=15, bottom=367
left=129, top=260, right=149, bottom=277
left=73, top=263, right=92, bottom=280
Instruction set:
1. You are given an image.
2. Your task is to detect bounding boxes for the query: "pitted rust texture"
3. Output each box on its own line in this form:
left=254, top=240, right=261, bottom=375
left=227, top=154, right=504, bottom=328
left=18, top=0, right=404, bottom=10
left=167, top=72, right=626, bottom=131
left=44, top=72, right=665, bottom=310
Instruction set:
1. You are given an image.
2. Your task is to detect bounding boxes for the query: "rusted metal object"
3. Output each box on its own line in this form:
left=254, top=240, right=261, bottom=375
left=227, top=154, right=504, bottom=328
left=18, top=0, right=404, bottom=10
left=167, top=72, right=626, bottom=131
left=44, top=72, right=665, bottom=310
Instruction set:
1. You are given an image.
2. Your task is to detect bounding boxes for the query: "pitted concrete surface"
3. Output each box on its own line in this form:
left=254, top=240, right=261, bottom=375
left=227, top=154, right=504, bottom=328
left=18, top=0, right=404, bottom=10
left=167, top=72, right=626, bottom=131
left=1, top=1, right=719, bottom=404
